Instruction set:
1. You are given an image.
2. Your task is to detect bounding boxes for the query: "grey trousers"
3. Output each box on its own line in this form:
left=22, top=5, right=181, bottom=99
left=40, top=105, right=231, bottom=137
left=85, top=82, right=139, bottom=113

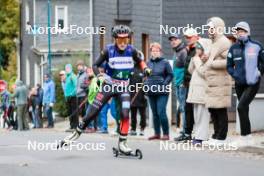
left=17, top=105, right=29, bottom=130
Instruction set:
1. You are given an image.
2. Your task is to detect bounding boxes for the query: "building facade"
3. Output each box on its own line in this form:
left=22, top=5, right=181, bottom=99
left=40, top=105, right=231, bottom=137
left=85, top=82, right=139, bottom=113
left=20, top=0, right=92, bottom=86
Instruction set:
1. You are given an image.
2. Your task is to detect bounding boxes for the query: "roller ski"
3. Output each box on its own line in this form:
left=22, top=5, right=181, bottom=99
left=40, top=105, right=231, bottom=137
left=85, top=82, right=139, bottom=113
left=57, top=128, right=82, bottom=149
left=112, top=136, right=143, bottom=159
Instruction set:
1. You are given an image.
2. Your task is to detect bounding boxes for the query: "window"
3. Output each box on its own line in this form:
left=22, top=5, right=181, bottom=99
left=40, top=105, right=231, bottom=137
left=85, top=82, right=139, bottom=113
left=142, top=34, right=149, bottom=61
left=129, top=32, right=134, bottom=45
left=55, top=6, right=68, bottom=31
left=25, top=3, right=31, bottom=32
left=99, top=26, right=105, bottom=51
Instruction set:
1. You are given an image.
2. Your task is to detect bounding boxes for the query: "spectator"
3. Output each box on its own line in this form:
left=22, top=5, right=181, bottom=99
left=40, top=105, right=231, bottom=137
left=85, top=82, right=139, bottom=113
left=98, top=99, right=117, bottom=134
left=96, top=65, right=117, bottom=134
left=28, top=87, right=40, bottom=128
left=187, top=38, right=212, bottom=145
left=12, top=80, right=29, bottom=131
left=168, top=34, right=188, bottom=140
left=59, top=70, right=66, bottom=95
left=146, top=42, right=173, bottom=141
left=85, top=67, right=99, bottom=133
left=227, top=21, right=264, bottom=146
left=43, top=73, right=56, bottom=128
left=36, top=83, right=43, bottom=127
left=184, top=28, right=200, bottom=139
left=204, top=17, right=232, bottom=145
left=0, top=80, right=12, bottom=129
left=129, top=59, right=147, bottom=136
left=76, top=60, right=88, bottom=120
left=65, top=64, right=78, bottom=130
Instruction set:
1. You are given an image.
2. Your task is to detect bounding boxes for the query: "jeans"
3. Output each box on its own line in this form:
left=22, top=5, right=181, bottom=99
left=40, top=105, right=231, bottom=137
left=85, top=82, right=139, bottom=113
left=86, top=104, right=98, bottom=129
left=148, top=95, right=169, bottom=135
left=235, top=81, right=260, bottom=136
left=175, top=85, right=187, bottom=132
left=99, top=104, right=109, bottom=131
left=32, top=107, right=40, bottom=128
left=44, top=104, right=54, bottom=127
left=99, top=100, right=117, bottom=131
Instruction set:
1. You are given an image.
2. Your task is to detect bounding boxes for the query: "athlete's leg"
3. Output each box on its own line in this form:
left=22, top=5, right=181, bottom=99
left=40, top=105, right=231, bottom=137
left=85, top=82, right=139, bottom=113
left=63, top=83, right=113, bottom=143
left=117, top=91, right=132, bottom=153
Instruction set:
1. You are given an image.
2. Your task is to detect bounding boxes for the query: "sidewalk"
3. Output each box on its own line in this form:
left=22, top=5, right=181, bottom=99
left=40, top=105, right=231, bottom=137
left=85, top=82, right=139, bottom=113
left=51, top=119, right=264, bottom=159
left=52, top=117, right=264, bottom=149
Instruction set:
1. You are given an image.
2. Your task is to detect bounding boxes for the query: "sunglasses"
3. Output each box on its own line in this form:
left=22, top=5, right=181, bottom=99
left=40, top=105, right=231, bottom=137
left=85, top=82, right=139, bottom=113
left=116, top=37, right=129, bottom=45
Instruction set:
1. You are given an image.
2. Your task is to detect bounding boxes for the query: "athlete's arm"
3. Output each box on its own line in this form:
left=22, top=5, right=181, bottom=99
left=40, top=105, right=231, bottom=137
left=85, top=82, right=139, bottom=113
left=92, top=49, right=109, bottom=76
left=132, top=49, right=147, bottom=70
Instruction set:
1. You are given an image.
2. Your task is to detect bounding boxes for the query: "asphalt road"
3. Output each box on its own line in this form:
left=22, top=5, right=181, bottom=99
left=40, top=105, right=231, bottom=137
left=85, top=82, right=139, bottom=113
left=0, top=130, right=263, bottom=176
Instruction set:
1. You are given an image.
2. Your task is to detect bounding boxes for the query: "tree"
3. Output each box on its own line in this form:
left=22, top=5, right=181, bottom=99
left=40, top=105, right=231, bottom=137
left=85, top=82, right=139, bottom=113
left=1, top=51, right=17, bottom=91
left=0, top=0, right=19, bottom=70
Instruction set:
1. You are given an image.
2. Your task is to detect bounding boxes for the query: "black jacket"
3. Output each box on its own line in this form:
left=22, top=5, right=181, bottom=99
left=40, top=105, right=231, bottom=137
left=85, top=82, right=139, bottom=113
left=129, top=66, right=147, bottom=107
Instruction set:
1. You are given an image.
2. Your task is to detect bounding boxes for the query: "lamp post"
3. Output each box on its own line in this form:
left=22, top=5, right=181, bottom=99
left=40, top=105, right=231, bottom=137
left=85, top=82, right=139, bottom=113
left=47, top=0, right=51, bottom=74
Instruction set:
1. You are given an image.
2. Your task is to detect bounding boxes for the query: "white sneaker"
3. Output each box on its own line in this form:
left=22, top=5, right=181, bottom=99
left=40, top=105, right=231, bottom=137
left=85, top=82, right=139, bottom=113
left=118, top=140, right=132, bottom=154
left=230, top=135, right=255, bottom=148
left=214, top=139, right=227, bottom=146
left=203, top=138, right=217, bottom=146
left=139, top=130, right=144, bottom=136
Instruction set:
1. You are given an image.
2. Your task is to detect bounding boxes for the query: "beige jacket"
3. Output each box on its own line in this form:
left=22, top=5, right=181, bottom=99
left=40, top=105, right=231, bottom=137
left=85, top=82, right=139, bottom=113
left=204, top=17, right=232, bottom=108
left=187, top=39, right=212, bottom=104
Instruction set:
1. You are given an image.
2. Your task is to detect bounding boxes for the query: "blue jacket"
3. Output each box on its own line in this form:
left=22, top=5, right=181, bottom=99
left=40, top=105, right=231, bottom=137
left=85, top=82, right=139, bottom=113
left=43, top=79, right=55, bottom=104
left=145, top=57, right=173, bottom=95
left=227, top=38, right=264, bottom=85
left=0, top=90, right=10, bottom=110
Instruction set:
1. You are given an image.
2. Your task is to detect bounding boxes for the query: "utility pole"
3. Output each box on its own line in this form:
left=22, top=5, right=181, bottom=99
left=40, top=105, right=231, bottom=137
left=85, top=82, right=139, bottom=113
left=47, top=0, right=51, bottom=74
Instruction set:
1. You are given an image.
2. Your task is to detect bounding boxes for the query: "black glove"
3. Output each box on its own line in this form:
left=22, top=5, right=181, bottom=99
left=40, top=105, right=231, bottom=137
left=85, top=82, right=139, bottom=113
left=144, top=67, right=152, bottom=77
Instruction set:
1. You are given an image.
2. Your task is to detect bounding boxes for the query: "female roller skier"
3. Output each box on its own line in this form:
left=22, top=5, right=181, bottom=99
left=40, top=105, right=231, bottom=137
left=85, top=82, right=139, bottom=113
left=60, top=25, right=152, bottom=154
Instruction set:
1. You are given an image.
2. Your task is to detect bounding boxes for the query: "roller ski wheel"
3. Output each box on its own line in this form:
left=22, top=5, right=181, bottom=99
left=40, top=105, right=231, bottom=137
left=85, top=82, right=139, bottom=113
left=112, top=147, right=143, bottom=160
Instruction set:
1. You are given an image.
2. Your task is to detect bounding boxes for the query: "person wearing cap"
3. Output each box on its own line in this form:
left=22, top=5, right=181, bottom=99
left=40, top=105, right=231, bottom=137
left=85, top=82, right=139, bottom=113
left=168, top=34, right=189, bottom=141
left=227, top=21, right=264, bottom=147
left=76, top=60, right=88, bottom=121
left=64, top=64, right=78, bottom=131
left=204, top=17, right=232, bottom=145
left=43, top=73, right=56, bottom=128
left=182, top=28, right=200, bottom=142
